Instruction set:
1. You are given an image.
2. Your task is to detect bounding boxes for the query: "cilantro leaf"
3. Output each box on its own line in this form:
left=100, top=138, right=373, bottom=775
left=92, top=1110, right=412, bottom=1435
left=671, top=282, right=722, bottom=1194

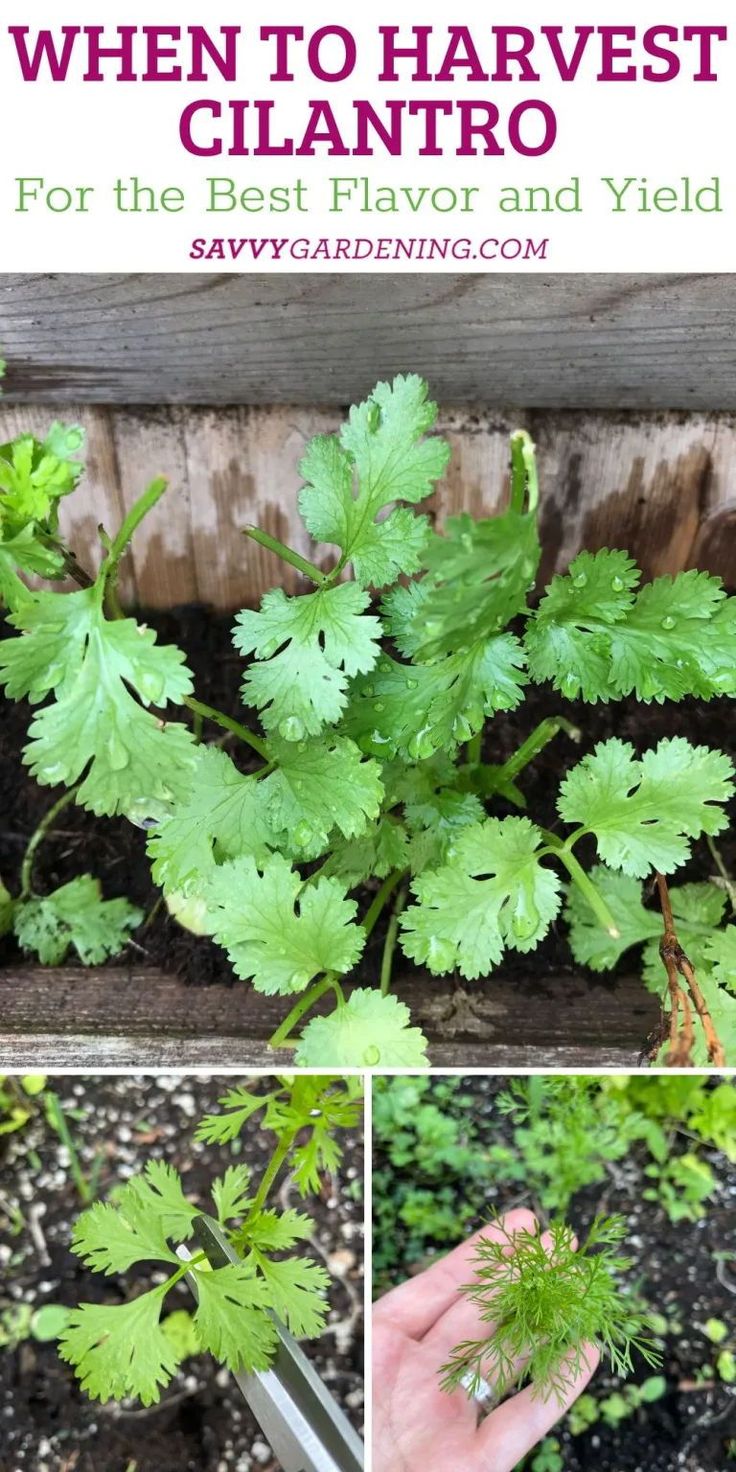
left=525, top=552, right=736, bottom=702
left=0, top=524, right=66, bottom=611
left=344, top=638, right=527, bottom=761
left=234, top=582, right=381, bottom=739
left=565, top=868, right=725, bottom=979
left=260, top=735, right=383, bottom=854
left=295, top=989, right=430, bottom=1069
left=70, top=1194, right=182, bottom=1276
left=706, top=927, right=736, bottom=994
left=238, top=1209, right=314, bottom=1253
left=249, top=1253, right=330, bottom=1338
left=299, top=375, right=449, bottom=587
left=211, top=1165, right=252, bottom=1226
left=0, top=588, right=196, bottom=815
left=323, top=817, right=410, bottom=888
left=0, top=424, right=84, bottom=531
left=122, top=1161, right=199, bottom=1241
left=195, top=1087, right=272, bottom=1146
left=558, top=738, right=734, bottom=878
left=400, top=818, right=561, bottom=979
left=205, top=854, right=365, bottom=993
left=147, top=746, right=274, bottom=895
left=13, top=875, right=142, bottom=966
left=383, top=506, right=539, bottom=661
left=58, top=1289, right=180, bottom=1407
left=193, top=1265, right=277, bottom=1373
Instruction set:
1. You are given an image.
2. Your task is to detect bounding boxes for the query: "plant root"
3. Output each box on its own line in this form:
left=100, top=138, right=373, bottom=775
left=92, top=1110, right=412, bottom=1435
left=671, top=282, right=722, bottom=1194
left=655, top=871, right=725, bottom=1068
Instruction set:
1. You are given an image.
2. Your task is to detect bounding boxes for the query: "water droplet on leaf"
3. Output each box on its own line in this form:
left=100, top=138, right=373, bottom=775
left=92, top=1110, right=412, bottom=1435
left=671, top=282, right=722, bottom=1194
left=293, top=820, right=313, bottom=848
left=561, top=673, right=579, bottom=699
left=660, top=615, right=676, bottom=631
left=362, top=1044, right=381, bottom=1066
left=572, top=571, right=588, bottom=589
left=106, top=734, right=130, bottom=771
left=278, top=715, right=305, bottom=741
left=512, top=904, right=539, bottom=940
left=611, top=575, right=625, bottom=593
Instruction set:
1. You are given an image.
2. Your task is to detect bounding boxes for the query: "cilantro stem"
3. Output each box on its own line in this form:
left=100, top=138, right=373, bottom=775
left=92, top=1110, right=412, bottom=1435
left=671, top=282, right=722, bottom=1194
left=466, top=732, right=483, bottom=766
left=20, top=783, right=82, bottom=899
left=509, top=430, right=539, bottom=515
left=247, top=1134, right=294, bottom=1218
left=183, top=697, right=269, bottom=759
left=44, top=1089, right=91, bottom=1204
left=497, top=717, right=580, bottom=787
left=380, top=884, right=408, bottom=996
left=542, top=833, right=621, bottom=938
left=269, top=973, right=344, bottom=1050
left=243, top=525, right=326, bottom=586
left=104, top=478, right=169, bottom=582
left=362, top=870, right=405, bottom=939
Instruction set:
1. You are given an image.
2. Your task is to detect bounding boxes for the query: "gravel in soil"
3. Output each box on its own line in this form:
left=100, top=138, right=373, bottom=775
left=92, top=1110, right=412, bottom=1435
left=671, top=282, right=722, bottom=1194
left=1, top=605, right=734, bottom=1000
left=0, top=1075, right=364, bottom=1472
left=373, top=1076, right=736, bottom=1472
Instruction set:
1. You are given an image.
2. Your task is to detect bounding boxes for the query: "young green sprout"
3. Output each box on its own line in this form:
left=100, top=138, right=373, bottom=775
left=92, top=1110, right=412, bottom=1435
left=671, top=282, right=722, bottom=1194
left=440, top=1215, right=661, bottom=1405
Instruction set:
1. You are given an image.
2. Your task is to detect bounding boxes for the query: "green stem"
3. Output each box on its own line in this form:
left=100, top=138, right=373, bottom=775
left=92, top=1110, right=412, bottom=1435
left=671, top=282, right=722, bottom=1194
left=466, top=732, right=482, bottom=766
left=20, top=784, right=81, bottom=899
left=542, top=833, right=621, bottom=938
left=183, top=697, right=269, bottom=759
left=247, top=1134, right=294, bottom=1219
left=496, top=717, right=580, bottom=788
left=269, top=974, right=343, bottom=1050
left=509, top=430, right=539, bottom=515
left=243, top=525, right=326, bottom=586
left=361, top=870, right=405, bottom=939
left=103, top=478, right=169, bottom=583
left=380, top=885, right=407, bottom=996
left=44, top=1090, right=91, bottom=1205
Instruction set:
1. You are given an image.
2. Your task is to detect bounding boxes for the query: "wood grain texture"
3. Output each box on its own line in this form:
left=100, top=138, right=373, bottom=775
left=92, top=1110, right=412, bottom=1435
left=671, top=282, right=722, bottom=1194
left=2, top=404, right=733, bottom=606
left=0, top=968, right=659, bottom=1069
left=2, top=274, right=736, bottom=408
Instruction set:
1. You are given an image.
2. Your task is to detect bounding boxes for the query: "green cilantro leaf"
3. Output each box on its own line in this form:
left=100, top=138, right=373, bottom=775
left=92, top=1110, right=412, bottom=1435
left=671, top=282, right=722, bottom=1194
left=249, top=1253, right=330, bottom=1338
left=565, top=868, right=725, bottom=979
left=400, top=818, right=561, bottom=978
left=147, top=746, right=274, bottom=895
left=205, top=854, right=365, bottom=993
left=705, top=926, right=736, bottom=994
left=0, top=525, right=66, bottom=611
left=260, top=735, right=383, bottom=855
left=192, top=1265, right=278, bottom=1373
left=299, top=375, right=449, bottom=587
left=525, top=553, right=736, bottom=701
left=0, top=424, right=84, bottom=531
left=295, top=989, right=430, bottom=1069
left=383, top=505, right=539, bottom=661
left=558, top=738, right=734, bottom=878
left=237, top=1209, right=314, bottom=1253
left=13, top=875, right=142, bottom=966
left=70, top=1192, right=183, bottom=1276
left=0, top=588, right=196, bottom=815
left=194, top=1087, right=272, bottom=1145
left=234, top=582, right=381, bottom=739
left=211, top=1165, right=253, bottom=1226
left=344, top=637, right=527, bottom=761
left=323, top=817, right=410, bottom=888
left=58, top=1289, right=180, bottom=1406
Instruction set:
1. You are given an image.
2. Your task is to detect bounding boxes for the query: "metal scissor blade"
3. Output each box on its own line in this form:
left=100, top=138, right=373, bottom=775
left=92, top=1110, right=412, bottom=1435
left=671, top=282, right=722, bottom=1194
left=179, top=1214, right=364, bottom=1472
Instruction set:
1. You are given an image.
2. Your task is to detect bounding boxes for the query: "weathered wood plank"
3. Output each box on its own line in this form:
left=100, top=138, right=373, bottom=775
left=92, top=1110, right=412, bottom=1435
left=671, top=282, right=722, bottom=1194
left=0, top=967, right=660, bottom=1070
left=2, top=274, right=736, bottom=409
left=1, top=404, right=734, bottom=605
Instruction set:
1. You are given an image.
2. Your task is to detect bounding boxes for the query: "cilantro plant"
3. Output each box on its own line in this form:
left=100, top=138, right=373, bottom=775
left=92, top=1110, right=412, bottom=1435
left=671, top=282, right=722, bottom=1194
left=58, top=1075, right=361, bottom=1406
left=1, top=377, right=735, bottom=1065
left=439, top=1215, right=660, bottom=1405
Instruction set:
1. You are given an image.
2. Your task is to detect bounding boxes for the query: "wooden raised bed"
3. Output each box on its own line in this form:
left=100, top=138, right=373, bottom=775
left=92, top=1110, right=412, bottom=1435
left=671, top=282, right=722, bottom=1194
left=0, top=272, right=733, bottom=1068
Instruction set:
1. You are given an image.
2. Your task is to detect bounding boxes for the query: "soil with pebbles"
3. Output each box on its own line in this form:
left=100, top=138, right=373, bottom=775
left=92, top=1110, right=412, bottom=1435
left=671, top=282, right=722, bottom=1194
left=373, top=1075, right=736, bottom=1472
left=1, top=606, right=734, bottom=1000
left=0, top=1075, right=364, bottom=1472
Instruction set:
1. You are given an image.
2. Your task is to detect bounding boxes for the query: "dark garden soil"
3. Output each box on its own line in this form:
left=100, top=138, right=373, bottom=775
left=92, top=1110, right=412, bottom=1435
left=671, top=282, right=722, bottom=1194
left=373, top=1076, right=736, bottom=1472
left=1, top=604, right=734, bottom=1004
left=0, top=1075, right=364, bottom=1472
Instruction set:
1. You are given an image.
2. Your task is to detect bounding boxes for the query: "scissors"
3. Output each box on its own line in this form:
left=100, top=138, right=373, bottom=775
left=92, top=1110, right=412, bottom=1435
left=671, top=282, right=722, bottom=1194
left=177, top=1213, right=365, bottom=1472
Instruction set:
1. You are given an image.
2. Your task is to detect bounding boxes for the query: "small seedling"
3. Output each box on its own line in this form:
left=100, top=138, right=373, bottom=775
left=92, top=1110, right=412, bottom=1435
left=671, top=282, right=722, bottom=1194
left=440, top=1216, right=660, bottom=1405
left=59, top=1076, right=361, bottom=1406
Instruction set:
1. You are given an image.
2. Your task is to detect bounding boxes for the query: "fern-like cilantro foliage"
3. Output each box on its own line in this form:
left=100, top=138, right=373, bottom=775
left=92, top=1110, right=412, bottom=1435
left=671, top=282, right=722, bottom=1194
left=440, top=1216, right=660, bottom=1405
left=60, top=1076, right=360, bottom=1408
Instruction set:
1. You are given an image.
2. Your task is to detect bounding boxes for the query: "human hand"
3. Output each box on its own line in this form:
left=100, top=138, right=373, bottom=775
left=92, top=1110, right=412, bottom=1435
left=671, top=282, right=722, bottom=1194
left=372, top=1208, right=600, bottom=1472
